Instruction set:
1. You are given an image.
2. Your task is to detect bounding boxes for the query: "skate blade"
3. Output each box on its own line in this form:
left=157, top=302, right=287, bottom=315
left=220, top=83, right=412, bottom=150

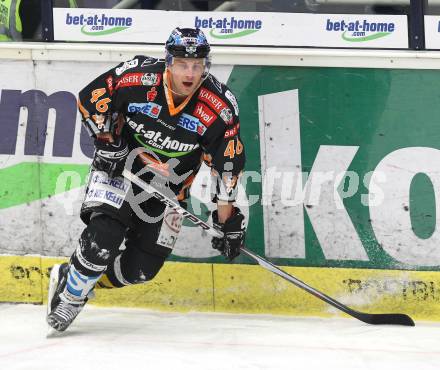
left=46, top=265, right=61, bottom=338
left=46, top=326, right=58, bottom=338
left=46, top=324, right=67, bottom=338
left=47, top=265, right=60, bottom=312
left=47, top=264, right=60, bottom=316
left=46, top=314, right=66, bottom=337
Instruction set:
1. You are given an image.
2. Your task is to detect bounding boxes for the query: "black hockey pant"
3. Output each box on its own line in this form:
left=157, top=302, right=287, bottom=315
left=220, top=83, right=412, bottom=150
left=69, top=197, right=179, bottom=290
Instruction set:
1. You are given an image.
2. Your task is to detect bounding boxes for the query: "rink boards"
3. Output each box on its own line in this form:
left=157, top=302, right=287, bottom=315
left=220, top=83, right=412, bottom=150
left=1, top=255, right=439, bottom=322
left=2, top=44, right=440, bottom=321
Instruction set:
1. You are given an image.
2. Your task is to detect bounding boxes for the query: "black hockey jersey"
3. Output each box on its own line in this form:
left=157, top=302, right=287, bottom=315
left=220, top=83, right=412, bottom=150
left=78, top=55, right=245, bottom=202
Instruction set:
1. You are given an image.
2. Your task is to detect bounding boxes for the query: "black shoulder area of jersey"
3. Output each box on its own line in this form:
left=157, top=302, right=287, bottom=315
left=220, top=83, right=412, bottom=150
left=114, top=55, right=165, bottom=77
left=202, top=74, right=228, bottom=97
left=202, top=74, right=238, bottom=103
left=200, top=73, right=239, bottom=117
left=137, top=55, right=165, bottom=72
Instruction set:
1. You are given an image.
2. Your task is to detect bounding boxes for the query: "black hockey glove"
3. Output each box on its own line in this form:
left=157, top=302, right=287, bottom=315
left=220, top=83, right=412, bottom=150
left=92, top=136, right=129, bottom=178
left=212, top=207, right=246, bottom=261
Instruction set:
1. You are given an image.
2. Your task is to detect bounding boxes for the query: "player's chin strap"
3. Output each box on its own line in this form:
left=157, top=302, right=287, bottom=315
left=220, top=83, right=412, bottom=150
left=122, top=169, right=415, bottom=327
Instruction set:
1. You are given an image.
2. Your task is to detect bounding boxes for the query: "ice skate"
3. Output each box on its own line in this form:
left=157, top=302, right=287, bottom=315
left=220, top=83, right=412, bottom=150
left=46, top=263, right=86, bottom=335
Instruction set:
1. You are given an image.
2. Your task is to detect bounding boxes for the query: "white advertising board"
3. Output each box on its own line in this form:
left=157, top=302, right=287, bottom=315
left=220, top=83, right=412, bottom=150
left=0, top=57, right=241, bottom=258
left=425, top=16, right=440, bottom=49
left=53, top=8, right=408, bottom=49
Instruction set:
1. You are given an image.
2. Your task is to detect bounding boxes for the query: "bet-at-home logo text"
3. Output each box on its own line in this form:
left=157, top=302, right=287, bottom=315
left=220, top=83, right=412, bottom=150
left=326, top=19, right=395, bottom=42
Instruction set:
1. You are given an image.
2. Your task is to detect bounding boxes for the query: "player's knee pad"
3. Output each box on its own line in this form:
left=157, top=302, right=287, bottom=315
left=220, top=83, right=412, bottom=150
left=104, top=247, right=167, bottom=287
left=71, top=214, right=126, bottom=276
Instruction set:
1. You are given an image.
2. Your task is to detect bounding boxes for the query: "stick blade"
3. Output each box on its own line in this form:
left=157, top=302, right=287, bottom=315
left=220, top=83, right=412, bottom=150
left=358, top=313, right=415, bottom=326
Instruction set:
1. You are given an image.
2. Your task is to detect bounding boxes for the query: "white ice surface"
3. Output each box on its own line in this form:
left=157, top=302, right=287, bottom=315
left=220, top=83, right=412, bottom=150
left=0, top=303, right=439, bottom=370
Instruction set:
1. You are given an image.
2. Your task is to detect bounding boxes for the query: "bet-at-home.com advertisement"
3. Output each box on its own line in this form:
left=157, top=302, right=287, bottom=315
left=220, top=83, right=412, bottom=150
left=53, top=8, right=408, bottom=48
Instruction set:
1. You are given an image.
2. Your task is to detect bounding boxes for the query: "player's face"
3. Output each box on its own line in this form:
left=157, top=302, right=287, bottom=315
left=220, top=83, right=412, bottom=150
left=169, top=57, right=205, bottom=97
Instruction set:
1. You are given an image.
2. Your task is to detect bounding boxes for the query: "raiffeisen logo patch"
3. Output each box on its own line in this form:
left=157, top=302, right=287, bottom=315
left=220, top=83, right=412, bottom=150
left=65, top=13, right=133, bottom=36
left=194, top=16, right=262, bottom=39
left=326, top=19, right=395, bottom=42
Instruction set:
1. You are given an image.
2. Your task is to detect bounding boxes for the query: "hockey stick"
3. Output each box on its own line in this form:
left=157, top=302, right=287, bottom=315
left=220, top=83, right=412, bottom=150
left=123, top=169, right=415, bottom=327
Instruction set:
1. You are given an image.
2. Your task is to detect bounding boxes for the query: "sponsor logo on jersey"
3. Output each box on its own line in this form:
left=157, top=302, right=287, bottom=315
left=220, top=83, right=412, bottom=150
left=198, top=87, right=227, bottom=113
left=138, top=152, right=171, bottom=177
left=178, top=113, right=201, bottom=133
left=127, top=119, right=199, bottom=157
left=193, top=102, right=215, bottom=127
left=197, top=124, right=207, bottom=136
left=128, top=102, right=162, bottom=119
left=116, top=73, right=143, bottom=88
left=141, top=73, right=161, bottom=86
left=115, top=59, right=138, bottom=75
left=116, top=73, right=161, bottom=89
left=220, top=107, right=233, bottom=125
left=224, top=122, right=240, bottom=138
left=106, top=75, right=114, bottom=95
left=225, top=90, right=239, bottom=115
left=141, top=57, right=158, bottom=67
left=147, top=87, right=158, bottom=102
left=156, top=118, right=176, bottom=131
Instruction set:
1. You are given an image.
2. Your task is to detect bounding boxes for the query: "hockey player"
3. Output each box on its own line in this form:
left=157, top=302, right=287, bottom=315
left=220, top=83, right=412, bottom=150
left=46, top=27, right=246, bottom=332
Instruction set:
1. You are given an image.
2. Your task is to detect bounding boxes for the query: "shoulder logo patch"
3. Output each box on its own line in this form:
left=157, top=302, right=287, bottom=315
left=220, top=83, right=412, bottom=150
left=115, top=59, right=139, bottom=76
left=225, top=90, right=239, bottom=115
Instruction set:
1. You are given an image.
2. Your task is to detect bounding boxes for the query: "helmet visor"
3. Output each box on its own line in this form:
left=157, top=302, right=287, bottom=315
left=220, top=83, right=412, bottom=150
left=169, top=57, right=207, bottom=78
